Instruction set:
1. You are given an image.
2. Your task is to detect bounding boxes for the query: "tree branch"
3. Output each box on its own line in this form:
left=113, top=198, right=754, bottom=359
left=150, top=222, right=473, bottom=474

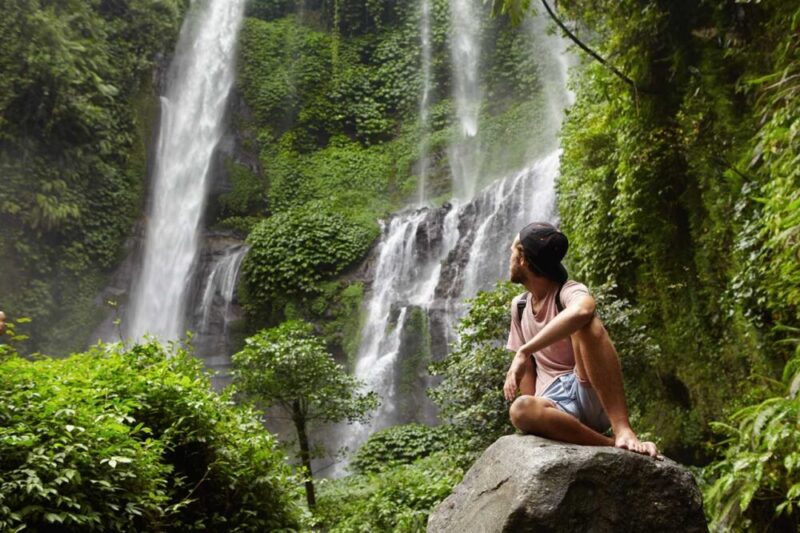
left=539, top=0, right=640, bottom=93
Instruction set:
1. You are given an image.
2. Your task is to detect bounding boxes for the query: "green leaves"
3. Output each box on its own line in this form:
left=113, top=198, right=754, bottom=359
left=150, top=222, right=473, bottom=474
left=0, top=341, right=302, bottom=531
left=242, top=203, right=376, bottom=302
left=350, top=424, right=449, bottom=475
left=232, top=320, right=378, bottom=426
left=704, top=340, right=800, bottom=532
left=430, top=282, right=519, bottom=454
left=313, top=452, right=463, bottom=532
left=484, top=0, right=533, bottom=26
left=0, top=0, right=185, bottom=353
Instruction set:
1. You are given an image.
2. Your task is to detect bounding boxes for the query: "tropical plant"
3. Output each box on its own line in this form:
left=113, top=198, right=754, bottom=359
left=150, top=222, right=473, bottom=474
left=242, top=203, right=376, bottom=305
left=704, top=332, right=800, bottom=532
left=0, top=340, right=302, bottom=531
left=232, top=320, right=378, bottom=507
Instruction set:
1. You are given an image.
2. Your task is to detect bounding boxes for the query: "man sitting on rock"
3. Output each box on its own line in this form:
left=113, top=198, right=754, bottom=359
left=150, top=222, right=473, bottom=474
left=504, top=222, right=658, bottom=457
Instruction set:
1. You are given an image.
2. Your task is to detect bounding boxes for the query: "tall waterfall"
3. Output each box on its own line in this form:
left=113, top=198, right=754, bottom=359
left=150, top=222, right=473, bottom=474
left=448, top=0, right=483, bottom=200
left=336, top=9, right=572, bottom=471
left=126, top=0, right=246, bottom=341
left=417, top=0, right=434, bottom=205
left=449, top=0, right=481, bottom=139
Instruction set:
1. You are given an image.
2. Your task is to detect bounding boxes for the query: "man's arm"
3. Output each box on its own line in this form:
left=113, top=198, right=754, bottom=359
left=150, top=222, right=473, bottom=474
left=516, top=294, right=595, bottom=356
left=503, top=294, right=595, bottom=401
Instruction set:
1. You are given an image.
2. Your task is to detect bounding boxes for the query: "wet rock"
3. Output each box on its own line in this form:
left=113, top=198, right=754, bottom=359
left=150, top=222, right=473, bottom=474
left=428, top=435, right=707, bottom=533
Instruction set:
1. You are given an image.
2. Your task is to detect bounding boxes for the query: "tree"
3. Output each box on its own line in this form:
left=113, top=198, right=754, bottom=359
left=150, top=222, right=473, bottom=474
left=232, top=320, right=378, bottom=507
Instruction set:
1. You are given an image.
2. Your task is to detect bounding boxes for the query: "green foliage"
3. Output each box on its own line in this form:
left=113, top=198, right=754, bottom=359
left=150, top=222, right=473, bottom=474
left=0, top=316, right=32, bottom=361
left=0, top=340, right=301, bottom=531
left=232, top=320, right=378, bottom=425
left=486, top=0, right=533, bottom=26
left=316, top=281, right=365, bottom=363
left=704, top=335, right=800, bottom=532
left=430, top=282, right=519, bottom=455
left=0, top=0, right=186, bottom=352
left=247, top=0, right=295, bottom=21
left=313, top=452, right=463, bottom=532
left=522, top=0, right=800, bottom=463
left=242, top=203, right=376, bottom=303
left=238, top=16, right=332, bottom=137
left=232, top=320, right=378, bottom=507
left=745, top=10, right=800, bottom=321
left=234, top=1, right=559, bottom=330
left=217, top=160, right=267, bottom=218
left=267, top=138, right=396, bottom=213
left=350, top=423, right=449, bottom=474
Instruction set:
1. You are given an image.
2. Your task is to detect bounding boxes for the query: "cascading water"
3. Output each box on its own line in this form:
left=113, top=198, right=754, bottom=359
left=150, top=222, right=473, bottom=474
left=187, top=241, right=248, bottom=387
left=199, top=246, right=248, bottom=337
left=417, top=0, right=434, bottom=205
left=448, top=0, right=483, bottom=200
left=457, top=14, right=574, bottom=302
left=449, top=0, right=481, bottom=139
left=126, top=0, right=246, bottom=342
left=336, top=9, right=573, bottom=471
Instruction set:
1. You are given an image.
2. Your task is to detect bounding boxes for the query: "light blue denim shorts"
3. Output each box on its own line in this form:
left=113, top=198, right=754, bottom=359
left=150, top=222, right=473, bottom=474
left=541, top=372, right=611, bottom=433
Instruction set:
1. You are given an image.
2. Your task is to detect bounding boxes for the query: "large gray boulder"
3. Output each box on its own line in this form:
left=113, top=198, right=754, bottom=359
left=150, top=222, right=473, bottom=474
left=428, top=435, right=707, bottom=533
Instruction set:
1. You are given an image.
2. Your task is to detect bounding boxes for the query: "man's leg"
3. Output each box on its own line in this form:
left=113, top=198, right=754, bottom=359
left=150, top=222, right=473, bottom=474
left=509, top=395, right=613, bottom=446
left=519, top=354, right=536, bottom=396
left=571, top=316, right=658, bottom=457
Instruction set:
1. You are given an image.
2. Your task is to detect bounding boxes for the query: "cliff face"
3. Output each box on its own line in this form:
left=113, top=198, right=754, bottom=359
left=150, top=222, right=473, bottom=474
left=428, top=435, right=707, bottom=533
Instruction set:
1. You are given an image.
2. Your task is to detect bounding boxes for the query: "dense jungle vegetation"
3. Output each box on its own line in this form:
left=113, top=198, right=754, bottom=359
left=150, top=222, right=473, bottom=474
left=1, top=0, right=799, bottom=530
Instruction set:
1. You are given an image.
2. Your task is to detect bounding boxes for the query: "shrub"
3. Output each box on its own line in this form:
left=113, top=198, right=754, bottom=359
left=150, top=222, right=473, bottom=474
left=350, top=423, right=449, bottom=474
left=0, top=341, right=302, bottom=531
left=430, top=282, right=519, bottom=455
left=242, top=203, right=376, bottom=302
left=314, top=452, right=463, bottom=532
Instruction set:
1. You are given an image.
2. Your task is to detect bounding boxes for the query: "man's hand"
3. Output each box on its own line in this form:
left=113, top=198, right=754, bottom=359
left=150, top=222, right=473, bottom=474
left=503, top=351, right=528, bottom=401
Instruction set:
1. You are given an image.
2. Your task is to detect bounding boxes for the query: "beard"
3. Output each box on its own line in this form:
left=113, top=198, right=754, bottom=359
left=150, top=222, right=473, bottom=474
left=509, top=263, right=526, bottom=284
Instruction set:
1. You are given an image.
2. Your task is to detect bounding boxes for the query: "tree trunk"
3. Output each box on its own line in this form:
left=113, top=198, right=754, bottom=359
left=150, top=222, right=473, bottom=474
left=293, top=401, right=316, bottom=508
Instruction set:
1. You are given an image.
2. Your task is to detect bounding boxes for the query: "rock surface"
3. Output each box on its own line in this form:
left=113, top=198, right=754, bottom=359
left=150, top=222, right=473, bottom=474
left=427, top=435, right=707, bottom=533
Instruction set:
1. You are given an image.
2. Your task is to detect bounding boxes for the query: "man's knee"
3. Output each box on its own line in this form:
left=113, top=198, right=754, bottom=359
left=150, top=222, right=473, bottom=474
left=509, top=395, right=547, bottom=432
left=576, top=315, right=608, bottom=342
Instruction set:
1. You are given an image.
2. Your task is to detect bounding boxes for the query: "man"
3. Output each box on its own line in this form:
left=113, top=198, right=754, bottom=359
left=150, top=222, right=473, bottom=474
left=0, top=311, right=5, bottom=336
left=504, top=222, right=658, bottom=457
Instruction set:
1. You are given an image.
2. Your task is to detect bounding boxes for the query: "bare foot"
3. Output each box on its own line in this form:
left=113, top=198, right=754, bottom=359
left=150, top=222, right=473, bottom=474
left=614, top=428, right=659, bottom=458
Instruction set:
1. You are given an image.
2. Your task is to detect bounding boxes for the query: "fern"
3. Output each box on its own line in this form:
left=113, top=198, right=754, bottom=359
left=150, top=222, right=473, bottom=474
left=704, top=330, right=800, bottom=532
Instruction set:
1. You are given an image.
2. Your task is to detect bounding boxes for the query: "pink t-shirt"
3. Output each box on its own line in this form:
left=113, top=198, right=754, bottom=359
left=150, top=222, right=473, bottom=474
left=506, top=280, right=592, bottom=396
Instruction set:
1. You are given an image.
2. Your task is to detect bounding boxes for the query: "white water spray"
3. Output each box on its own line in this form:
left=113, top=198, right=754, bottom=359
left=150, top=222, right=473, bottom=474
left=126, top=0, right=246, bottom=341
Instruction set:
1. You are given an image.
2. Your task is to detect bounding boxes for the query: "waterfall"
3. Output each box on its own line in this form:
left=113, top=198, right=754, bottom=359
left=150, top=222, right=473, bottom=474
left=448, top=0, right=483, bottom=200
left=126, top=0, right=246, bottom=342
left=458, top=153, right=560, bottom=300
left=187, top=242, right=248, bottom=387
left=335, top=10, right=573, bottom=472
left=449, top=0, right=481, bottom=139
left=199, top=246, right=248, bottom=336
left=417, top=0, right=434, bottom=205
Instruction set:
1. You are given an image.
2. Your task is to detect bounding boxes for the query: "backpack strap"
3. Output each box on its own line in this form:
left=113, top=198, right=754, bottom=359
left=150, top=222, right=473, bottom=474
left=518, top=283, right=567, bottom=319
left=517, top=292, right=529, bottom=321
